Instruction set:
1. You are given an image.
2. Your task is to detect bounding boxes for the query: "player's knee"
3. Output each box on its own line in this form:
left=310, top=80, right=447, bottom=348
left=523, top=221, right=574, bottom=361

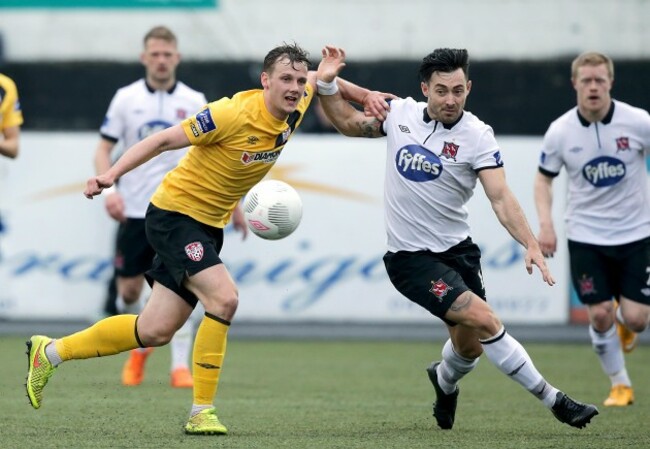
left=590, top=304, right=614, bottom=330
left=454, top=341, right=483, bottom=360
left=120, top=285, right=142, bottom=304
left=138, top=326, right=175, bottom=347
left=203, top=288, right=239, bottom=319
left=622, top=314, right=648, bottom=332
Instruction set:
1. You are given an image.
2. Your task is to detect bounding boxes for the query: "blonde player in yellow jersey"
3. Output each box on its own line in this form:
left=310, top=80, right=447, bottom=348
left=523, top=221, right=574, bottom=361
left=25, top=43, right=394, bottom=435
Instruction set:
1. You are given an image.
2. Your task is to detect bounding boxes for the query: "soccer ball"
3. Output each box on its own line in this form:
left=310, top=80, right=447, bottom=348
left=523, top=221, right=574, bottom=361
left=242, top=180, right=303, bottom=240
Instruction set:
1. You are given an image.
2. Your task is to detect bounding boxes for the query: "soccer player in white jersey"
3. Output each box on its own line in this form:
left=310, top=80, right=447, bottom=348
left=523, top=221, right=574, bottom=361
left=95, top=26, right=247, bottom=388
left=316, top=46, right=598, bottom=430
left=534, top=52, right=650, bottom=407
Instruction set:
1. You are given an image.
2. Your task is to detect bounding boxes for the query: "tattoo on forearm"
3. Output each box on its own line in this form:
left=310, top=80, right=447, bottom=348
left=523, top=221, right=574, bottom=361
left=449, top=292, right=473, bottom=312
left=357, top=118, right=380, bottom=138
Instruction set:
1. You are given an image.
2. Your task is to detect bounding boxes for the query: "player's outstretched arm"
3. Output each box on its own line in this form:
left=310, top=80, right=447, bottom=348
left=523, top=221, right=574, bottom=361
left=479, top=167, right=556, bottom=286
left=313, top=46, right=385, bottom=138
left=84, top=124, right=190, bottom=199
left=533, top=172, right=558, bottom=258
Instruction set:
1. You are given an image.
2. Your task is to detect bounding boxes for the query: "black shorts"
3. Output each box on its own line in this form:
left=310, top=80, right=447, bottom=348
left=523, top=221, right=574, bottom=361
left=569, top=236, right=650, bottom=305
left=114, top=218, right=155, bottom=277
left=383, top=237, right=486, bottom=325
left=144, top=203, right=224, bottom=308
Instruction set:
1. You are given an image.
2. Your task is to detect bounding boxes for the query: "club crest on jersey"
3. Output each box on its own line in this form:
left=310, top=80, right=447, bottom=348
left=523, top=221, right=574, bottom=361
left=248, top=136, right=260, bottom=145
left=241, top=149, right=282, bottom=165
left=578, top=275, right=596, bottom=296
left=176, top=109, right=187, bottom=119
left=615, top=136, right=630, bottom=152
left=582, top=156, right=625, bottom=187
left=395, top=144, right=443, bottom=182
left=184, top=242, right=204, bottom=262
left=441, top=141, right=459, bottom=161
left=430, top=279, right=453, bottom=301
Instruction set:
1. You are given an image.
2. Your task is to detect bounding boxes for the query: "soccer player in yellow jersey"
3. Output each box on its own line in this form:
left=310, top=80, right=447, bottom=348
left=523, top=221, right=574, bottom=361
left=0, top=73, right=23, bottom=258
left=0, top=73, right=22, bottom=160
left=25, top=43, right=394, bottom=435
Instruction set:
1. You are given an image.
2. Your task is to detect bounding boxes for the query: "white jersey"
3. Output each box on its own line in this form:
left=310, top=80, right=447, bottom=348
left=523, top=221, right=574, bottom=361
left=100, top=79, right=207, bottom=218
left=539, top=100, right=650, bottom=245
left=382, top=97, right=503, bottom=253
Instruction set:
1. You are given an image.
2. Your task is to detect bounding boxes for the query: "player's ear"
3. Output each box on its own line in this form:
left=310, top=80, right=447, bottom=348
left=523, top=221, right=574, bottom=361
left=261, top=72, right=269, bottom=89
left=420, top=81, right=429, bottom=98
left=466, top=80, right=472, bottom=95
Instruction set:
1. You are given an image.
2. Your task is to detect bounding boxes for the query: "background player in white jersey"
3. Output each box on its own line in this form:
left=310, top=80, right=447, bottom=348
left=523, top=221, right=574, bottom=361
left=316, top=46, right=598, bottom=430
left=95, top=26, right=238, bottom=388
left=534, top=52, right=650, bottom=407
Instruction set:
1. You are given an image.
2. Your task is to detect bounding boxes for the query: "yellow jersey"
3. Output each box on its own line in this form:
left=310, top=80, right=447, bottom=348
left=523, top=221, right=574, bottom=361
left=0, top=73, right=24, bottom=130
left=151, top=84, right=314, bottom=228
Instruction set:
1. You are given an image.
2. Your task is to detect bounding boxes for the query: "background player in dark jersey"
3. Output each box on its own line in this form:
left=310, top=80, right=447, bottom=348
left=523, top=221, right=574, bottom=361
left=534, top=52, right=650, bottom=407
left=316, top=46, right=598, bottom=430
left=25, top=43, right=394, bottom=436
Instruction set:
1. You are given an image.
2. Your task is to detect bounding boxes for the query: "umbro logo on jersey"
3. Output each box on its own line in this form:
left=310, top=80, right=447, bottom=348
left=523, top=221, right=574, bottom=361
left=398, top=125, right=411, bottom=133
left=248, top=136, right=260, bottom=145
left=569, top=146, right=583, bottom=153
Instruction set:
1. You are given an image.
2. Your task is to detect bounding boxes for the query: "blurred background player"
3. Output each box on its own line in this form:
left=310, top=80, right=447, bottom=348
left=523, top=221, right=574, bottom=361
left=0, top=72, right=23, bottom=256
left=95, top=26, right=209, bottom=388
left=534, top=51, right=650, bottom=407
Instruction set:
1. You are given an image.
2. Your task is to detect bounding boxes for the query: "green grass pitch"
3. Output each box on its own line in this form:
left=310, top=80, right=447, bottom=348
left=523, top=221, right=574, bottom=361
left=2, top=336, right=649, bottom=448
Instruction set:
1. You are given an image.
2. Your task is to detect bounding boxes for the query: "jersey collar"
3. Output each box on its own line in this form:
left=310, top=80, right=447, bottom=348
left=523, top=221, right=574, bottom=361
left=144, top=80, right=178, bottom=94
left=422, top=107, right=464, bottom=129
left=576, top=101, right=615, bottom=127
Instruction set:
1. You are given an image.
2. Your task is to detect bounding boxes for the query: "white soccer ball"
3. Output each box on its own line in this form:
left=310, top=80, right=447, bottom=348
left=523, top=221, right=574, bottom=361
left=243, top=180, right=303, bottom=240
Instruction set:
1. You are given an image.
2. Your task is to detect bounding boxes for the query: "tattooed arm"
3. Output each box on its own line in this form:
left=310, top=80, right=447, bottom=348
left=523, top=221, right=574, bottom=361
left=315, top=45, right=386, bottom=138
left=319, top=92, right=384, bottom=138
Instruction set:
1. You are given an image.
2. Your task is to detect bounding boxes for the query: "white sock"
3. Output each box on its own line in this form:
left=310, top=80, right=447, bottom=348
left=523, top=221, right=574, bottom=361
left=437, top=338, right=479, bottom=394
left=45, top=341, right=63, bottom=367
left=190, top=404, right=212, bottom=417
left=115, top=295, right=142, bottom=314
left=589, top=324, right=631, bottom=387
left=171, top=319, right=193, bottom=371
left=481, top=327, right=559, bottom=408
left=615, top=305, right=626, bottom=326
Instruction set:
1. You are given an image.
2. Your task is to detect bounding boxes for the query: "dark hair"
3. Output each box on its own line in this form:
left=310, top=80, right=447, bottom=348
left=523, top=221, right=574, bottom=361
left=263, top=42, right=311, bottom=73
left=419, top=48, right=469, bottom=83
